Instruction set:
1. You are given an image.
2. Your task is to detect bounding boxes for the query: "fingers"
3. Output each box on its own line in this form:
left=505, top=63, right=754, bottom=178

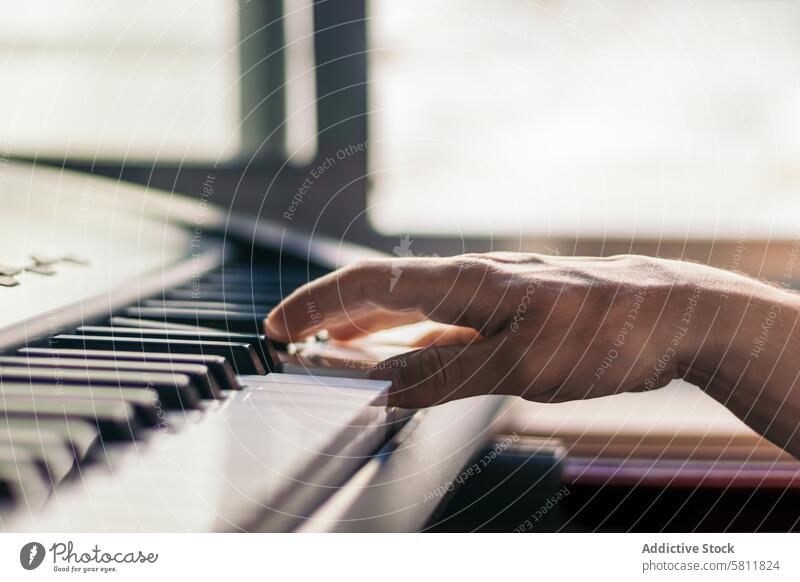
left=265, top=257, right=475, bottom=342
left=325, top=310, right=423, bottom=341
left=411, top=325, right=483, bottom=347
left=369, top=334, right=510, bottom=408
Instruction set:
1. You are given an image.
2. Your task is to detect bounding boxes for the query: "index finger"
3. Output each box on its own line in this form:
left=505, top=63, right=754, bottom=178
left=264, top=257, right=469, bottom=342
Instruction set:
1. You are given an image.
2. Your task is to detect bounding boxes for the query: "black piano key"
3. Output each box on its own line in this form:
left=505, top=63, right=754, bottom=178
left=204, top=267, right=327, bottom=284
left=0, top=383, right=163, bottom=428
left=19, top=347, right=241, bottom=391
left=0, top=367, right=201, bottom=411
left=0, top=356, right=222, bottom=400
left=115, top=307, right=285, bottom=372
left=74, top=326, right=281, bottom=373
left=201, top=272, right=276, bottom=284
left=170, top=283, right=287, bottom=297
left=0, top=399, right=140, bottom=442
left=166, top=288, right=285, bottom=304
left=77, top=325, right=264, bottom=344
left=108, top=316, right=219, bottom=332
left=142, top=299, right=273, bottom=313
left=123, top=306, right=271, bottom=337
left=173, top=265, right=326, bottom=292
left=48, top=334, right=266, bottom=375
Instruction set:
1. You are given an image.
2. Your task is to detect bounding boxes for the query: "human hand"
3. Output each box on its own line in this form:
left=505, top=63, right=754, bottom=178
left=265, top=253, right=745, bottom=408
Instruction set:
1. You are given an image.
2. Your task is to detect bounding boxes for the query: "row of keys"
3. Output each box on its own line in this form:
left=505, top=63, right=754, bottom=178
left=0, top=254, right=90, bottom=287
left=0, top=259, right=326, bottom=508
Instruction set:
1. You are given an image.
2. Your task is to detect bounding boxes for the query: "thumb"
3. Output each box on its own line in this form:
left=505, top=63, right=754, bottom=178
left=369, top=335, right=509, bottom=408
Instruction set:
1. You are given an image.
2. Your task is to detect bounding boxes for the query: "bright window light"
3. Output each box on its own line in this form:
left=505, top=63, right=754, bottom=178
left=368, top=0, right=800, bottom=239
left=0, top=0, right=242, bottom=163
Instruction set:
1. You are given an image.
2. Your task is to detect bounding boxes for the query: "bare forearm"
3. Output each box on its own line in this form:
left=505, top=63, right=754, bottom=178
left=684, top=276, right=800, bottom=457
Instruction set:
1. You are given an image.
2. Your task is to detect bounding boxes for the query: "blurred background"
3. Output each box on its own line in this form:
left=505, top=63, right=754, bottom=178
left=369, top=0, right=800, bottom=240
left=1, top=0, right=798, bottom=281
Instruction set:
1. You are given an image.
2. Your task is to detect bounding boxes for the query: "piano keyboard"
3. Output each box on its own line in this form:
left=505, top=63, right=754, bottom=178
left=0, top=160, right=504, bottom=533
left=0, top=256, right=405, bottom=532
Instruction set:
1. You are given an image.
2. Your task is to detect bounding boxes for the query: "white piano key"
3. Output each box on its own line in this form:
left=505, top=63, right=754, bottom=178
left=6, top=373, right=392, bottom=532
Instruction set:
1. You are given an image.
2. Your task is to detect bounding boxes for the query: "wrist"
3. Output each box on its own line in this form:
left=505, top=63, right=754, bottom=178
left=653, top=258, right=800, bottom=456
left=680, top=270, right=800, bottom=401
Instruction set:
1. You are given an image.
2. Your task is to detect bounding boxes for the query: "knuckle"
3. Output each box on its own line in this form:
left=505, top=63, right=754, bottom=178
left=418, top=347, right=449, bottom=387
left=454, top=254, right=502, bottom=281
left=455, top=252, right=485, bottom=262
left=348, top=257, right=384, bottom=274
left=400, top=347, right=460, bottom=404
left=523, top=252, right=547, bottom=265
left=335, top=265, right=359, bottom=289
left=340, top=258, right=385, bottom=294
left=449, top=254, right=477, bottom=274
